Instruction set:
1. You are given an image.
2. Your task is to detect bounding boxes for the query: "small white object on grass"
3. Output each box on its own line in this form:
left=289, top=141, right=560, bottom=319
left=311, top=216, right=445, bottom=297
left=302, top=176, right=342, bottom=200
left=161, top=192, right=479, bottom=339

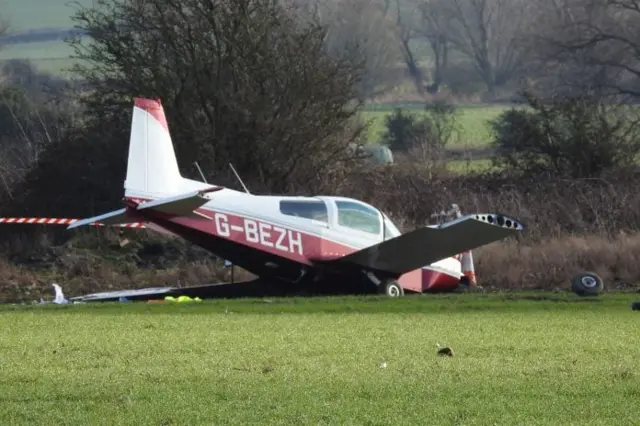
left=52, top=283, right=68, bottom=304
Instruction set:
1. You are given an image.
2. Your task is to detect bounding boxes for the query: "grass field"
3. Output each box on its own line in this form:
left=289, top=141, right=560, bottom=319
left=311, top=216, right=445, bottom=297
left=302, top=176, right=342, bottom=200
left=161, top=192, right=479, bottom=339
left=360, top=104, right=509, bottom=148
left=2, top=293, right=639, bottom=425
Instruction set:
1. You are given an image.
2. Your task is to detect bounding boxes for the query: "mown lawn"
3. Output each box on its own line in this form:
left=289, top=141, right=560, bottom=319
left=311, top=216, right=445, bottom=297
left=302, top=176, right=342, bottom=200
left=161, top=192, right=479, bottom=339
left=1, top=293, right=638, bottom=425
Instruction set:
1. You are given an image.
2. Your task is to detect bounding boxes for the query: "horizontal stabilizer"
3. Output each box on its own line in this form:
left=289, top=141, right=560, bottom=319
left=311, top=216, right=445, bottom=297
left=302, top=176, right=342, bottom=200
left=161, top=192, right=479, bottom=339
left=67, top=186, right=223, bottom=230
left=0, top=216, right=145, bottom=228
left=66, top=209, right=141, bottom=230
left=135, top=187, right=221, bottom=218
left=329, top=213, right=525, bottom=275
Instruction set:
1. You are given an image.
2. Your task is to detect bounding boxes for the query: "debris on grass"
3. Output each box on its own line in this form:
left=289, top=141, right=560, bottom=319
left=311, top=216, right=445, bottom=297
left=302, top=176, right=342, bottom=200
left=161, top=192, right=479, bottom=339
left=437, top=343, right=454, bottom=357
left=164, top=295, right=202, bottom=303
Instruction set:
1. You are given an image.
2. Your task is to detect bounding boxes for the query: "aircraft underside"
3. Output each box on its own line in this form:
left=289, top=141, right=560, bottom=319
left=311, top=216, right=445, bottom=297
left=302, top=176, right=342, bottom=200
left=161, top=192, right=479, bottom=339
left=143, top=214, right=381, bottom=296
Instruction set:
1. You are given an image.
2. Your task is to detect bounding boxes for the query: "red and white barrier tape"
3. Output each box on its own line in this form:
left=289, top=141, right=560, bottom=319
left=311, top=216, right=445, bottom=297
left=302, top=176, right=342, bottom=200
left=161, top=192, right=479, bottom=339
left=0, top=217, right=146, bottom=228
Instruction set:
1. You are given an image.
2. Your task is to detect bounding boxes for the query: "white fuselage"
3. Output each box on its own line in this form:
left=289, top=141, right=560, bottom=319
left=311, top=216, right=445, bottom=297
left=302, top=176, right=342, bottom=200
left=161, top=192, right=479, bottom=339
left=126, top=180, right=463, bottom=279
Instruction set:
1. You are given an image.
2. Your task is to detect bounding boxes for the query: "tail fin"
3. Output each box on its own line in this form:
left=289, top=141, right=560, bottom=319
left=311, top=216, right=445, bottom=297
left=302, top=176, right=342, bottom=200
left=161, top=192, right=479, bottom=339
left=65, top=97, right=223, bottom=232
left=124, top=98, right=183, bottom=199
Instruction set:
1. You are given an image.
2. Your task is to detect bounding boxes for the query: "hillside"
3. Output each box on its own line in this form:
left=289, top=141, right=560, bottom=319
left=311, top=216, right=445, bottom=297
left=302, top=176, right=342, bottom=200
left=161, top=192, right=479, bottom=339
left=0, top=0, right=91, bottom=29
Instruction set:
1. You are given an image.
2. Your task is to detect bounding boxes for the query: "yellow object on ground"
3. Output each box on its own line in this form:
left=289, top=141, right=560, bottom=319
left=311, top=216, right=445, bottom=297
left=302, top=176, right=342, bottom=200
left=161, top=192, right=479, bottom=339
left=163, top=295, right=202, bottom=303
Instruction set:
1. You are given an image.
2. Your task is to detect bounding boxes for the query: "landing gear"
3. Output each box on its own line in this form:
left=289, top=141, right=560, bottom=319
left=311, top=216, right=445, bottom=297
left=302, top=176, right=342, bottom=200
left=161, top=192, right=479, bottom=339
left=364, top=271, right=404, bottom=296
left=378, top=279, right=404, bottom=297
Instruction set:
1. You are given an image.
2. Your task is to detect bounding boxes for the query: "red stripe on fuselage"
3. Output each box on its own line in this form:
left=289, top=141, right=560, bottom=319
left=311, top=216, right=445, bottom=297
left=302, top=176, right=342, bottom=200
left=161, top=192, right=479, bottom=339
left=125, top=196, right=353, bottom=265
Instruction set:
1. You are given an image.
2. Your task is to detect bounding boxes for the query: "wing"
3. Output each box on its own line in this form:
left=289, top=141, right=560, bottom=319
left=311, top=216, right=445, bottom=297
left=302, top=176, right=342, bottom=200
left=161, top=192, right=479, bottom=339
left=325, top=213, right=525, bottom=275
left=69, top=286, right=176, bottom=302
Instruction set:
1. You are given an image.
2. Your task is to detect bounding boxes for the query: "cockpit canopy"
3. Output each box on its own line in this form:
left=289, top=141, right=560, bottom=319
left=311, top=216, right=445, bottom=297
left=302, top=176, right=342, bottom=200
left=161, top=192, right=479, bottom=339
left=278, top=196, right=401, bottom=239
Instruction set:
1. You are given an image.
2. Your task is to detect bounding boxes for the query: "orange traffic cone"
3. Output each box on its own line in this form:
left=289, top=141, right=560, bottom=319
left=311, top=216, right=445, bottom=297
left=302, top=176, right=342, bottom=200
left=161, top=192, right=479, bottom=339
left=460, top=250, right=477, bottom=288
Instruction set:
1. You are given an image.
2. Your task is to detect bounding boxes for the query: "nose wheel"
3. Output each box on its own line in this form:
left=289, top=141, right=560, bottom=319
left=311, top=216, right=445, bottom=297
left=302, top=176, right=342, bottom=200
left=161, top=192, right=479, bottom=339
left=364, top=271, right=405, bottom=297
left=378, top=279, right=404, bottom=297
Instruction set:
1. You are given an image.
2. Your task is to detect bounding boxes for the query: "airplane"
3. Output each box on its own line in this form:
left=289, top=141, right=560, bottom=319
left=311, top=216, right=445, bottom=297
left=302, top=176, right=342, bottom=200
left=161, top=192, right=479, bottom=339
left=16, top=97, right=527, bottom=297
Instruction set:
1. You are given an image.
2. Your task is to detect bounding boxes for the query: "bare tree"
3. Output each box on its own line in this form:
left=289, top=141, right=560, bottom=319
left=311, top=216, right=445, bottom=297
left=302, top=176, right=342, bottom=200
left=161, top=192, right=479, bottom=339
left=0, top=63, right=77, bottom=203
left=302, top=0, right=401, bottom=98
left=0, top=15, right=8, bottom=40
left=434, top=0, right=533, bottom=93
left=415, top=0, right=450, bottom=93
left=372, top=0, right=427, bottom=94
left=530, top=0, right=640, bottom=100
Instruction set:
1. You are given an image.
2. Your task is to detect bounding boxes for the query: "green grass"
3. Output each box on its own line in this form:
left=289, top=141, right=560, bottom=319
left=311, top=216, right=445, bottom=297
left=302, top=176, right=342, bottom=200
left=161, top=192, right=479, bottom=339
left=2, top=293, right=639, bottom=425
left=447, top=158, right=498, bottom=174
left=360, top=104, right=509, bottom=148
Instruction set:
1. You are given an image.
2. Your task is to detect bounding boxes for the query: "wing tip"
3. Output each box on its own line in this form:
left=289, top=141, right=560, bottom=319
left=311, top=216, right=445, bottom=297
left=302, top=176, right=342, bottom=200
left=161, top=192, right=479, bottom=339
left=470, top=213, right=526, bottom=231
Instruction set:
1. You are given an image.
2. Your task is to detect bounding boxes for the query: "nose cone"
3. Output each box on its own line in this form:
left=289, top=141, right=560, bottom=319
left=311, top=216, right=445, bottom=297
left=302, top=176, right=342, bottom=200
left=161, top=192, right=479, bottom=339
left=421, top=267, right=460, bottom=292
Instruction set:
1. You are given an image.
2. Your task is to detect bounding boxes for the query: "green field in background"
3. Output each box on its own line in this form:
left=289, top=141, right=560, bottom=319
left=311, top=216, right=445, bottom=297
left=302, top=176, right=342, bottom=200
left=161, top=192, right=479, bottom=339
left=0, top=40, right=78, bottom=76
left=2, top=293, right=639, bottom=425
left=0, top=0, right=91, bottom=30
left=0, top=28, right=510, bottom=175
left=360, top=104, right=508, bottom=147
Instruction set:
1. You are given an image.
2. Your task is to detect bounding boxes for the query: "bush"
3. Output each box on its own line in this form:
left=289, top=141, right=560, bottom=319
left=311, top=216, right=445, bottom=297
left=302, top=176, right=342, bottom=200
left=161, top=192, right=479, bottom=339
left=381, top=108, right=420, bottom=152
left=490, top=91, right=640, bottom=177
left=381, top=101, right=460, bottom=167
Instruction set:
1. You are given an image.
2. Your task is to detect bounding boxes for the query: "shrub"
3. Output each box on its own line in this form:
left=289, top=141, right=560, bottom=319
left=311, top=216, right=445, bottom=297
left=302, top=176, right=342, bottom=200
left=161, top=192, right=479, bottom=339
left=381, top=100, right=460, bottom=168
left=490, top=91, right=640, bottom=177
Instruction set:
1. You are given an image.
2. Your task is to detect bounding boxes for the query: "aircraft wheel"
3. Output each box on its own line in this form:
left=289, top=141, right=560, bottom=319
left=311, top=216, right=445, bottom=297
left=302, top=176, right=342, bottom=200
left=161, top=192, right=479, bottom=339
left=570, top=271, right=604, bottom=296
left=379, top=279, right=404, bottom=297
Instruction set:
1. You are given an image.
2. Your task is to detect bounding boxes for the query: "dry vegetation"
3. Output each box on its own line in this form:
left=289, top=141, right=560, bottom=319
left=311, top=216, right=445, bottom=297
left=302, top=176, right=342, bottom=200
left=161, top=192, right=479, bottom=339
left=2, top=166, right=639, bottom=303
left=345, top=167, right=640, bottom=291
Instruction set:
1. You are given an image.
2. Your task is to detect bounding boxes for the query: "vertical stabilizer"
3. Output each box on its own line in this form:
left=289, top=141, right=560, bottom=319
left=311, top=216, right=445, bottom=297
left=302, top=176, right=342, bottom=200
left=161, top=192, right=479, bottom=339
left=124, top=98, right=182, bottom=199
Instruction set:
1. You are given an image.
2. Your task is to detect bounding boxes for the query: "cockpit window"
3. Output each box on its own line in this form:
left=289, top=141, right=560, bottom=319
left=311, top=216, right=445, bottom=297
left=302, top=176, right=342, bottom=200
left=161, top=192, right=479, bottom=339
left=336, top=201, right=381, bottom=234
left=382, top=213, right=402, bottom=238
left=280, top=200, right=328, bottom=223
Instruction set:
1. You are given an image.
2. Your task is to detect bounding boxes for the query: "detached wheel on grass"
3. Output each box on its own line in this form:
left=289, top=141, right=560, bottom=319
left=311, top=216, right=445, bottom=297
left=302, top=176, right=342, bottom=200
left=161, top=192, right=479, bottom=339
left=378, top=279, right=404, bottom=297
left=570, top=272, right=604, bottom=296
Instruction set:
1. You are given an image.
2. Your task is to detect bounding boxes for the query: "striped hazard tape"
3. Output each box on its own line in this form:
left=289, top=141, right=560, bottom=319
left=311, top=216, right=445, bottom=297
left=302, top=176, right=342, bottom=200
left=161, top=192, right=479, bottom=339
left=0, top=217, right=146, bottom=228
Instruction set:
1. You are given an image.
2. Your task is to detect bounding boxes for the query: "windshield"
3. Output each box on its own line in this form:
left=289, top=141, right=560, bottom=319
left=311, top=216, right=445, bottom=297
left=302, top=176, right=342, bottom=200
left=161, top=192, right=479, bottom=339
left=381, top=212, right=402, bottom=239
